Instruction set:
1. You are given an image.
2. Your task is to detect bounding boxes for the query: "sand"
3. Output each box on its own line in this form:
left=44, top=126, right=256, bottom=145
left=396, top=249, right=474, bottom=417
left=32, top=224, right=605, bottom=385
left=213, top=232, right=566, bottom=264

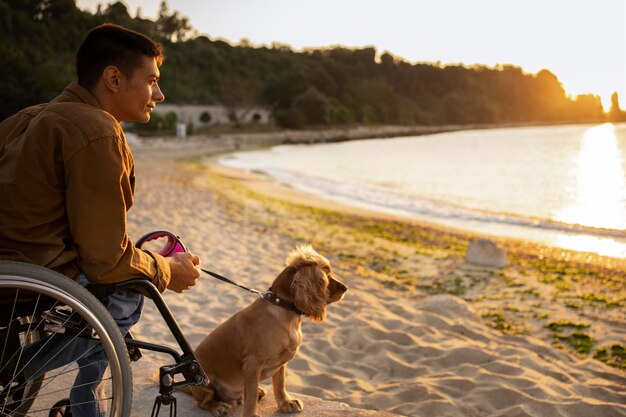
left=126, top=135, right=626, bottom=417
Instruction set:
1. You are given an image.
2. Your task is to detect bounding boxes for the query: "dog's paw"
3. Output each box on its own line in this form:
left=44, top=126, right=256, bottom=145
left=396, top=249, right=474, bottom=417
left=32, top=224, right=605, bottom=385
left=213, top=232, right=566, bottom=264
left=212, top=402, right=233, bottom=416
left=257, top=386, right=266, bottom=401
left=278, top=398, right=304, bottom=413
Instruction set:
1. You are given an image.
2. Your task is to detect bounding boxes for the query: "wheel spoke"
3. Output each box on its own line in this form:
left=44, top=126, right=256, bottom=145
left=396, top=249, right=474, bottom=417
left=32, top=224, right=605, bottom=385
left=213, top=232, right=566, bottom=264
left=0, top=264, right=133, bottom=417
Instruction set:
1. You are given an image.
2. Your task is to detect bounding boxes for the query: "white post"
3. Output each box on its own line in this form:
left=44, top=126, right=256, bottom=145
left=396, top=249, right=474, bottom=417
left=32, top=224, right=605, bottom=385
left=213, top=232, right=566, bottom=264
left=176, top=123, right=187, bottom=138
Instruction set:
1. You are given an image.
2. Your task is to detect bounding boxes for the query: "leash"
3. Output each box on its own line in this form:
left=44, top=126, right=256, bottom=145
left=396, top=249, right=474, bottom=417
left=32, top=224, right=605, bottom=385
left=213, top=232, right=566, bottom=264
left=199, top=268, right=265, bottom=296
left=200, top=267, right=303, bottom=315
left=136, top=230, right=303, bottom=315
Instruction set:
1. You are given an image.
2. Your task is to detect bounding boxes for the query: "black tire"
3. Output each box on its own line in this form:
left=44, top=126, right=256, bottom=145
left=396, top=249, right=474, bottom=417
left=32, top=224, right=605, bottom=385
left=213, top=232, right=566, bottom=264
left=0, top=261, right=132, bottom=417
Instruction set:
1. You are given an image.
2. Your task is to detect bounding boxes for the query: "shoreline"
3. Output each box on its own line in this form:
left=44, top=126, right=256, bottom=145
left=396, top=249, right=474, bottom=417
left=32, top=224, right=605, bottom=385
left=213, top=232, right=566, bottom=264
left=128, top=127, right=626, bottom=416
left=205, top=161, right=626, bottom=270
left=131, top=122, right=626, bottom=268
left=129, top=120, right=609, bottom=161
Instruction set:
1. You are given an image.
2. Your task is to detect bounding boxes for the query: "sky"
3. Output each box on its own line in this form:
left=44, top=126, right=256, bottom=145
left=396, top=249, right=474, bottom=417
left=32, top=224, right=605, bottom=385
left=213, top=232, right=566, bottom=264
left=76, top=0, right=626, bottom=110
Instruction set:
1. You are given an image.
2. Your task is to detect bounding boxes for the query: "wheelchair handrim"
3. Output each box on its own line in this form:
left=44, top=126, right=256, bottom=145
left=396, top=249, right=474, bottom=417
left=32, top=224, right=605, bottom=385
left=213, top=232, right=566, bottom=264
left=0, top=276, right=126, bottom=417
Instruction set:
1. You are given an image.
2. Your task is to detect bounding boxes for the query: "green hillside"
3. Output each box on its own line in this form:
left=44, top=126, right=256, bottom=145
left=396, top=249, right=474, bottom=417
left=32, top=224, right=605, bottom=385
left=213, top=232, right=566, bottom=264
left=0, top=0, right=609, bottom=128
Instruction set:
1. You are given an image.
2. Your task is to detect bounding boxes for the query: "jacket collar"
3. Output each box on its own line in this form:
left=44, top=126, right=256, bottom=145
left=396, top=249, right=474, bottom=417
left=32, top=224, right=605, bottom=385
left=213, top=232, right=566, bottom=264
left=53, top=82, right=103, bottom=109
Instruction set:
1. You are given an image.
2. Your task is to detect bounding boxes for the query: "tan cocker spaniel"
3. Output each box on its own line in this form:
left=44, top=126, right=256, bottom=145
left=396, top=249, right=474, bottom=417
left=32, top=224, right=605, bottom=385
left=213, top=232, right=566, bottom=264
left=186, top=245, right=348, bottom=417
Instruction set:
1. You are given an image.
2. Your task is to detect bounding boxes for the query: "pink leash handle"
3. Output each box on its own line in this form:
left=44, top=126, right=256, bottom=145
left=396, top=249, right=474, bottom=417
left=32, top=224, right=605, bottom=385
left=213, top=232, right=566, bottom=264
left=135, top=230, right=188, bottom=257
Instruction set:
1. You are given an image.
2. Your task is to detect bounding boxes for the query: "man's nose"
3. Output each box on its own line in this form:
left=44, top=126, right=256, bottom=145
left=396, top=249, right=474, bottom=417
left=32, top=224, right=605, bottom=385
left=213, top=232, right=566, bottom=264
left=154, top=83, right=165, bottom=102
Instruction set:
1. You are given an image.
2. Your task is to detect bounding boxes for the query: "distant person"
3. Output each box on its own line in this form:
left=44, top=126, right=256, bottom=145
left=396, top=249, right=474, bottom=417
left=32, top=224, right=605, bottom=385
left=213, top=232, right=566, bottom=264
left=0, top=23, right=201, bottom=416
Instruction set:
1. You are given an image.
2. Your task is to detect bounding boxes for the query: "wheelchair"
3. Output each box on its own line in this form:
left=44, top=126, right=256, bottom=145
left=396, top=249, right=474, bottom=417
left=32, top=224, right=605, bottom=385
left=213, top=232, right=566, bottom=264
left=0, top=260, right=208, bottom=417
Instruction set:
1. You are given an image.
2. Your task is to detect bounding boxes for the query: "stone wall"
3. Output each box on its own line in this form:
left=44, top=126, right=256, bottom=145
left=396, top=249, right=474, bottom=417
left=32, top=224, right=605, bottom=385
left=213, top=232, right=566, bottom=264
left=153, top=104, right=273, bottom=127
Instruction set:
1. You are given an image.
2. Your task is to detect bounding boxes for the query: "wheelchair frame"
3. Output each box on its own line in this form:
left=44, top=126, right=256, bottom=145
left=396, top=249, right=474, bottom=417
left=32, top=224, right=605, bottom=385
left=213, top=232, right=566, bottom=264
left=0, top=261, right=208, bottom=417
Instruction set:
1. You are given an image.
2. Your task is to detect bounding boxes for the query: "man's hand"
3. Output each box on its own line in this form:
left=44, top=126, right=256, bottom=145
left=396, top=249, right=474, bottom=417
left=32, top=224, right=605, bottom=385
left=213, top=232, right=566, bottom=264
left=167, top=252, right=201, bottom=293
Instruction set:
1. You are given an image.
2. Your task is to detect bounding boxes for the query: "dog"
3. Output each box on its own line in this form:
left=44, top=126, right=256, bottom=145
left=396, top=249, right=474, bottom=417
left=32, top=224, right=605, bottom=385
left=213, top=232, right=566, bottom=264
left=185, top=245, right=347, bottom=417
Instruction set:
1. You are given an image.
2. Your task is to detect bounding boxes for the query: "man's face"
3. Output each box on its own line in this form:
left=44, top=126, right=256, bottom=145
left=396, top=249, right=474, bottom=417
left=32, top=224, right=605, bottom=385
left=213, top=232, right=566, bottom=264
left=115, top=56, right=164, bottom=123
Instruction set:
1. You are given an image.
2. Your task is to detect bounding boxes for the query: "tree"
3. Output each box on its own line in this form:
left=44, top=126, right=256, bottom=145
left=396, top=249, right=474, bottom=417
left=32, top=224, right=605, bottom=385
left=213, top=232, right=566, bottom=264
left=104, top=1, right=131, bottom=20
left=570, top=94, right=604, bottom=121
left=275, top=108, right=306, bottom=129
left=0, top=0, right=609, bottom=126
left=293, top=86, right=332, bottom=125
left=609, top=92, right=625, bottom=121
left=380, top=52, right=396, bottom=68
left=156, top=0, right=193, bottom=42
left=6, top=0, right=49, bottom=20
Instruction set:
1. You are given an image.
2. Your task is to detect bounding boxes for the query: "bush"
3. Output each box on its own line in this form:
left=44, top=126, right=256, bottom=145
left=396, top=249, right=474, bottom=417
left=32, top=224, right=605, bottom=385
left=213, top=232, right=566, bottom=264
left=293, top=86, right=332, bottom=125
left=275, top=108, right=306, bottom=129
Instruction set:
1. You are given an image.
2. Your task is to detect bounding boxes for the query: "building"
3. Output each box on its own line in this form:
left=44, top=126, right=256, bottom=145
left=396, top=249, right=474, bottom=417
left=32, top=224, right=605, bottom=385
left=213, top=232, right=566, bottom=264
left=152, top=104, right=273, bottom=127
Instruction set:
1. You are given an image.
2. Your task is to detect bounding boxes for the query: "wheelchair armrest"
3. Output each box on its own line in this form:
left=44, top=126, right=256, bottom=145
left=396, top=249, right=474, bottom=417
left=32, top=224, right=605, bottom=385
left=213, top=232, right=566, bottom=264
left=86, top=279, right=197, bottom=362
left=85, top=278, right=153, bottom=300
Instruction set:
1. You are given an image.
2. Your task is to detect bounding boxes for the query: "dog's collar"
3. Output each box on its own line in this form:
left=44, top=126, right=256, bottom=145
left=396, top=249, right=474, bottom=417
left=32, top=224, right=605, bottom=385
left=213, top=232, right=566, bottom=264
left=263, top=288, right=303, bottom=315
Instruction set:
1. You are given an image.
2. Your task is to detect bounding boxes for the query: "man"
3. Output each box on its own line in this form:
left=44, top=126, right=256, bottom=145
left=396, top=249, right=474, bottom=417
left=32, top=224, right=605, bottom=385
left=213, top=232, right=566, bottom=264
left=0, top=24, right=201, bottom=416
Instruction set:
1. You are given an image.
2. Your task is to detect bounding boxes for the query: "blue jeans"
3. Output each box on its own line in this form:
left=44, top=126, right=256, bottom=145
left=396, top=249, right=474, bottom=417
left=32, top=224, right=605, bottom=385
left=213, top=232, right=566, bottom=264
left=24, top=275, right=144, bottom=417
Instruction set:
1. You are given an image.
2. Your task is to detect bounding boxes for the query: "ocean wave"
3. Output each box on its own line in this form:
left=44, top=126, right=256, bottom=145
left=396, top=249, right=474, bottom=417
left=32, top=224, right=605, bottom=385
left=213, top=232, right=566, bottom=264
left=220, top=157, right=626, bottom=240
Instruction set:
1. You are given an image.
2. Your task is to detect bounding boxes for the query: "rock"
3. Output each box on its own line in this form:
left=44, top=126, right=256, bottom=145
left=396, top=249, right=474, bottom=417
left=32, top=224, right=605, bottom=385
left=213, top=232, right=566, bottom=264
left=464, top=238, right=508, bottom=268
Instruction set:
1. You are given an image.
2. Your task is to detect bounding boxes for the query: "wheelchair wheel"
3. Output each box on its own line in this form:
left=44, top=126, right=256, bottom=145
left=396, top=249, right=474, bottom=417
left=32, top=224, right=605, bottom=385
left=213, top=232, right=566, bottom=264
left=0, top=261, right=132, bottom=417
left=49, top=398, right=71, bottom=417
left=0, top=315, right=45, bottom=416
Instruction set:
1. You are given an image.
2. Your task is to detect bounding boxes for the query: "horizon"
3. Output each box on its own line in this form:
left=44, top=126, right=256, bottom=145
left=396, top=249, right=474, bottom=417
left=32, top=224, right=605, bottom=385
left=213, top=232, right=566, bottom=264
left=76, top=0, right=625, bottom=111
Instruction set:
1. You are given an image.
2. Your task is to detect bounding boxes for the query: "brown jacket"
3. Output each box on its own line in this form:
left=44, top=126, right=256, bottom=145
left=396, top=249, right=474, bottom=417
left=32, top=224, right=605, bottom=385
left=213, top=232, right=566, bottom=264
left=0, top=83, right=171, bottom=291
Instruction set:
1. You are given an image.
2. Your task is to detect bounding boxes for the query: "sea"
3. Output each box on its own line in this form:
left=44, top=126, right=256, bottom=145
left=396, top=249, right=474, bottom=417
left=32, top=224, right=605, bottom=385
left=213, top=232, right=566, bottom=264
left=218, top=122, right=626, bottom=258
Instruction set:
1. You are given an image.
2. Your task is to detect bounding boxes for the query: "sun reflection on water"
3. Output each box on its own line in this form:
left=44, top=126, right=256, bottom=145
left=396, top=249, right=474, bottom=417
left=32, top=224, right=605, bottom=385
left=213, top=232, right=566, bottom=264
left=557, top=123, right=626, bottom=230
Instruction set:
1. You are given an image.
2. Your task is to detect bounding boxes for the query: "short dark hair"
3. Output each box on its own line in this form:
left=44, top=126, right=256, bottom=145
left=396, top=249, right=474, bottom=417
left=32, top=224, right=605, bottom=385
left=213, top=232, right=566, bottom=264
left=76, top=23, right=164, bottom=89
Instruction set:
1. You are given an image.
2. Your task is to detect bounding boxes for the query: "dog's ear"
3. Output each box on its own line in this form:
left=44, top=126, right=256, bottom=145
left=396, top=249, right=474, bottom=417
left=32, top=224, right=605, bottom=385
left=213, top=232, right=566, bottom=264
left=291, top=264, right=328, bottom=322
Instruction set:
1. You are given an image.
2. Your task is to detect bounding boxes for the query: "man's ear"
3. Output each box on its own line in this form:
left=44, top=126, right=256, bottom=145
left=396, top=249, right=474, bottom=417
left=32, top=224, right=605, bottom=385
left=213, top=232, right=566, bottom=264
left=102, top=65, right=123, bottom=93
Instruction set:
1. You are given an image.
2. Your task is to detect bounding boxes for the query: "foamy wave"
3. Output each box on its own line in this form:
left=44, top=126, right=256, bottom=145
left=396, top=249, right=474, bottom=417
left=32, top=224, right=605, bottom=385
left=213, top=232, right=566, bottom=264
left=219, top=157, right=626, bottom=241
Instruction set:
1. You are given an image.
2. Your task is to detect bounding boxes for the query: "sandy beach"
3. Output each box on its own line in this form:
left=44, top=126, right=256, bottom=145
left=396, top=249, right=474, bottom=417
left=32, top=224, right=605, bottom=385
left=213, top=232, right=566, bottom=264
left=126, top=134, right=626, bottom=417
